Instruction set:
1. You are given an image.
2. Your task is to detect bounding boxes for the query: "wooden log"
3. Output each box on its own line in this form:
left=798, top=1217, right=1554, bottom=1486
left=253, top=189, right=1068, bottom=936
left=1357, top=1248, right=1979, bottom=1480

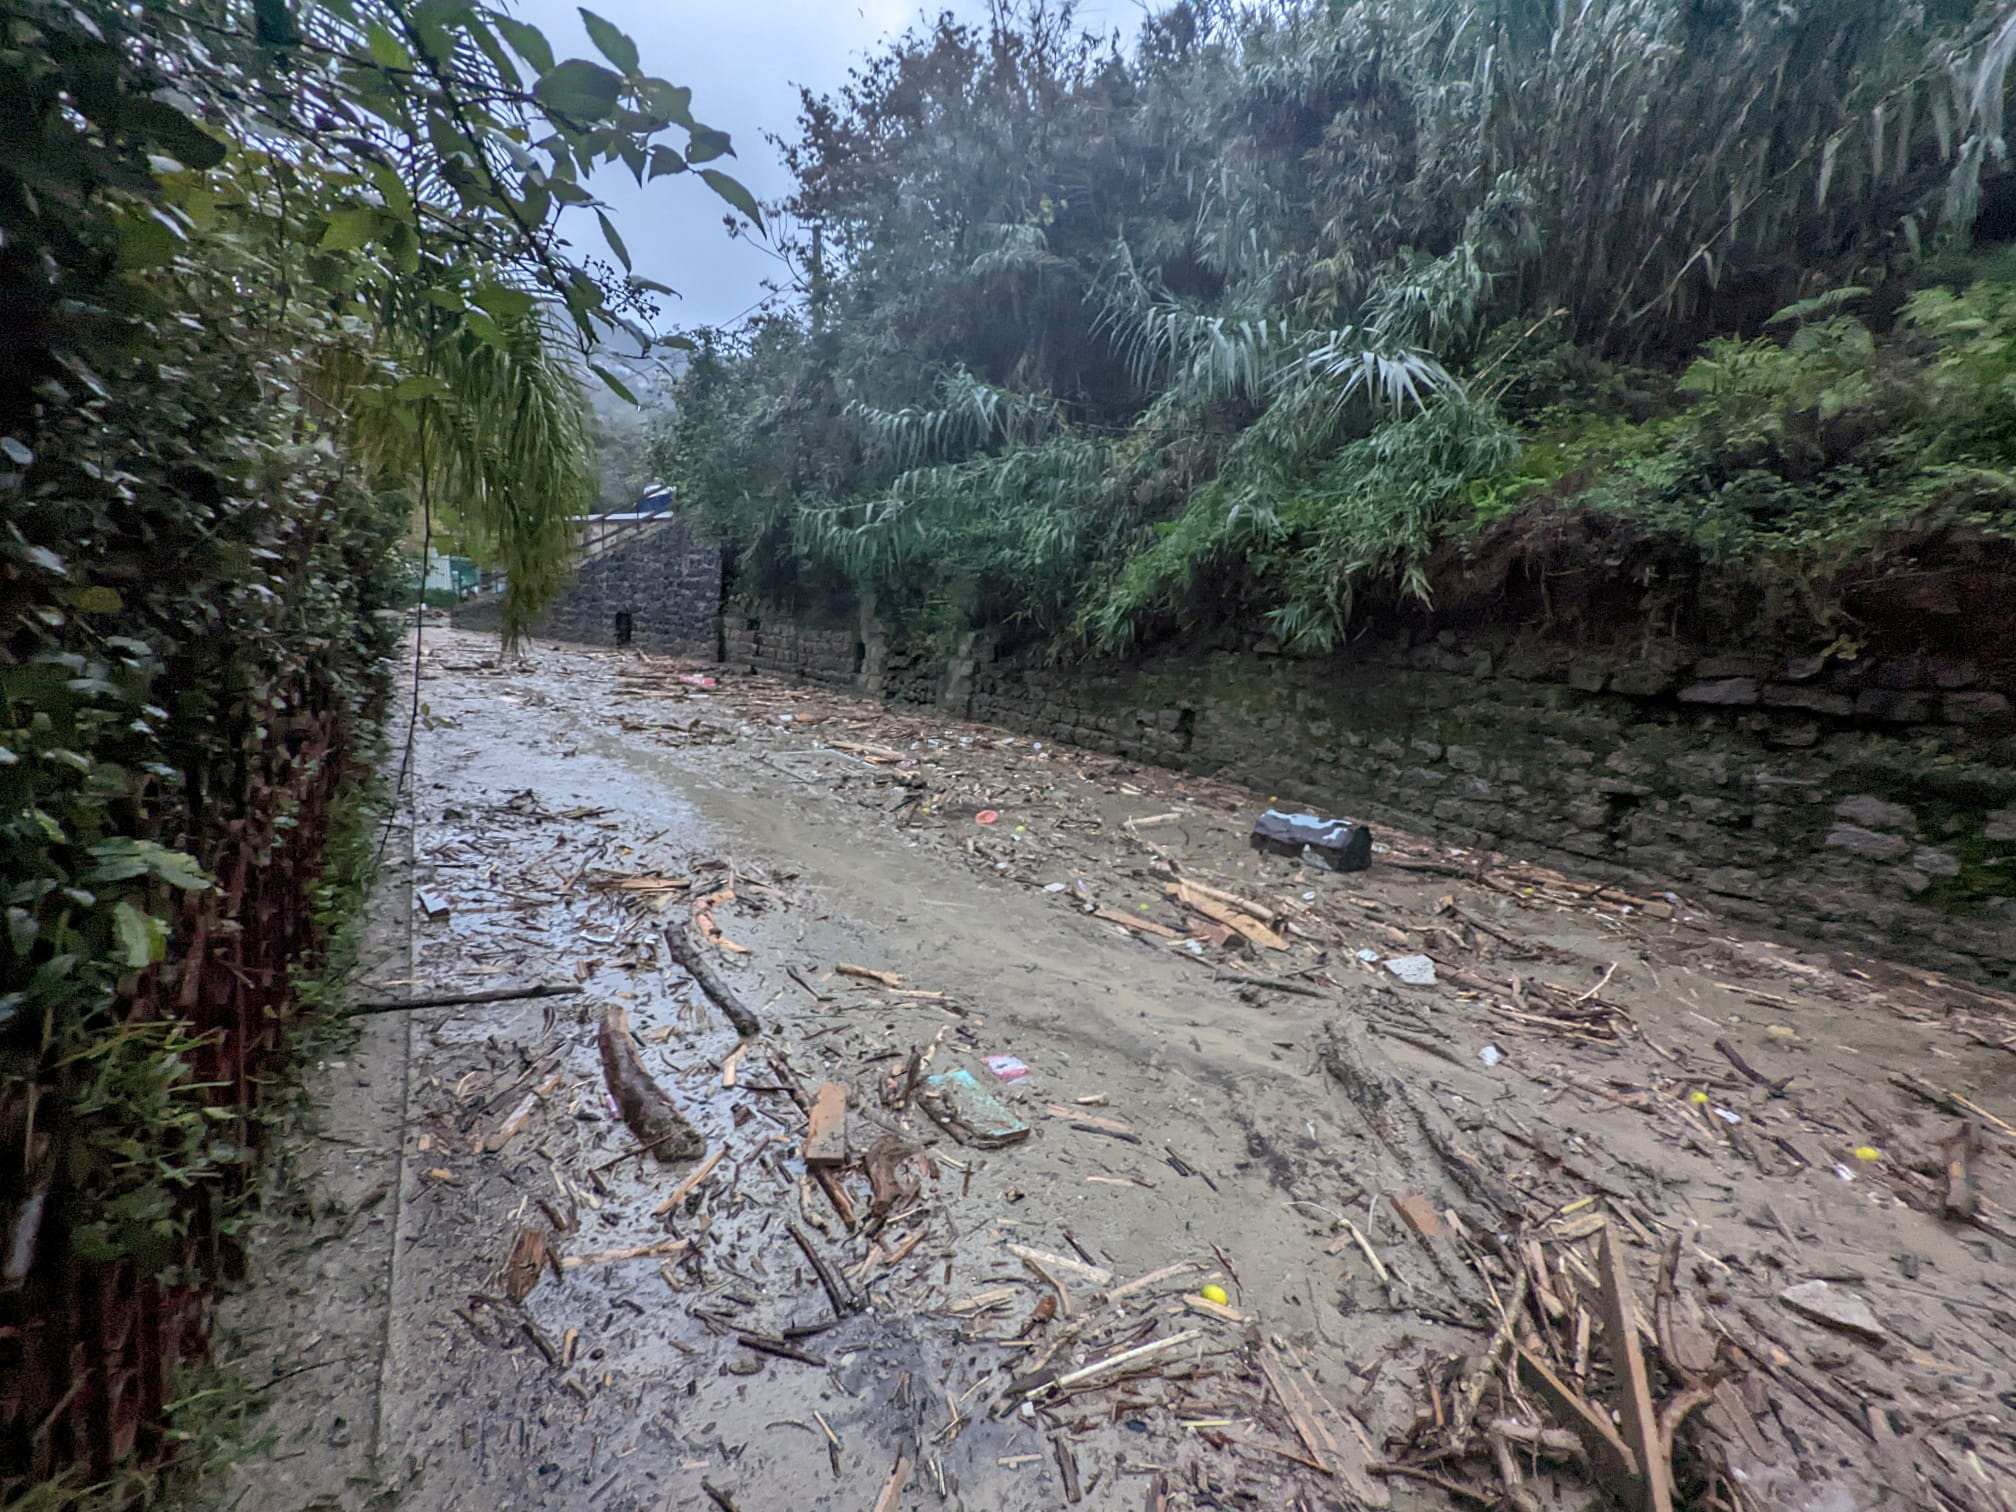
left=597, top=1004, right=703, bottom=1165
left=664, top=924, right=761, bottom=1036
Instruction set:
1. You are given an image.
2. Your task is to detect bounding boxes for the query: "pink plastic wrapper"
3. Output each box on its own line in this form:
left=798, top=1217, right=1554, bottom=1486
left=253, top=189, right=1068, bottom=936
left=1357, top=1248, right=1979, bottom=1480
left=983, top=1055, right=1030, bottom=1081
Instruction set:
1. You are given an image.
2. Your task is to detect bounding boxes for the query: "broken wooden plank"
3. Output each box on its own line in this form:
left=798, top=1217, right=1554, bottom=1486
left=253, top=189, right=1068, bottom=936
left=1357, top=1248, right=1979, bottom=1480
left=1942, top=1121, right=1981, bottom=1222
left=804, top=1082, right=848, bottom=1166
left=1515, top=1347, right=1638, bottom=1484
left=1390, top=1193, right=1446, bottom=1240
left=482, top=1072, right=562, bottom=1152
left=1597, top=1228, right=1672, bottom=1512
left=1088, top=906, right=1183, bottom=939
left=1006, top=1244, right=1113, bottom=1289
left=1257, top=1342, right=1331, bottom=1475
left=1174, top=876, right=1279, bottom=923
left=502, top=1227, right=550, bottom=1303
left=1166, top=882, right=1287, bottom=950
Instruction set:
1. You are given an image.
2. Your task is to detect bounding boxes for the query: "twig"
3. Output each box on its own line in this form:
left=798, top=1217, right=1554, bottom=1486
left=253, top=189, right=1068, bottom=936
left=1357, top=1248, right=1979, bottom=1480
left=343, top=982, right=583, bottom=1017
left=736, top=1332, right=827, bottom=1367
left=788, top=1220, right=862, bottom=1316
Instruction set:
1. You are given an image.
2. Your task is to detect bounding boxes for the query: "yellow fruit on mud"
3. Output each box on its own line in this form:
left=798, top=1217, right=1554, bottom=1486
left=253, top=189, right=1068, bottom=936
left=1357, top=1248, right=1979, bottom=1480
left=1199, top=1284, right=1230, bottom=1306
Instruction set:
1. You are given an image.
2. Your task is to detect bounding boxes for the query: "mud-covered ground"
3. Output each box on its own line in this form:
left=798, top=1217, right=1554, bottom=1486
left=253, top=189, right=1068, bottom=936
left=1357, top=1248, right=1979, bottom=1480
left=195, top=628, right=2016, bottom=1512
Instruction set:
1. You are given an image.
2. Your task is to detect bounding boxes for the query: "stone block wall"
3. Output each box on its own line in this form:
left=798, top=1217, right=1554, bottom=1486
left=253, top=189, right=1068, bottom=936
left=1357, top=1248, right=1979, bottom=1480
left=738, top=615, right=2016, bottom=983
left=492, top=516, right=722, bottom=655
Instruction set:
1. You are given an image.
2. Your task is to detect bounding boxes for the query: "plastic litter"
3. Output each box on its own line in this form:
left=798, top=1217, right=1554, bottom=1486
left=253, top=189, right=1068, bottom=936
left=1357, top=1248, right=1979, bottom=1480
left=1248, top=810, right=1373, bottom=871
left=1383, top=954, right=1438, bottom=986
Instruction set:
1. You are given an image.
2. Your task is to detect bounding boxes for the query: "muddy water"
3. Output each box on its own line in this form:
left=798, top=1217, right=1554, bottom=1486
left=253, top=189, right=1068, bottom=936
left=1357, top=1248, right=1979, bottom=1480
left=198, top=629, right=2016, bottom=1512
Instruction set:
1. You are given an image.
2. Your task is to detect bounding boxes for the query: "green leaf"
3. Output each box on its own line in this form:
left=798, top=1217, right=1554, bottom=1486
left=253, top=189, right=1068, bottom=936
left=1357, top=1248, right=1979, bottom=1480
left=578, top=9, right=639, bottom=74
left=687, top=128, right=733, bottom=164
left=699, top=169, right=763, bottom=230
left=122, top=99, right=226, bottom=171
left=591, top=365, right=639, bottom=405
left=86, top=839, right=210, bottom=890
left=534, top=59, right=623, bottom=122
left=254, top=0, right=302, bottom=47
left=392, top=374, right=453, bottom=401
left=492, top=13, right=555, bottom=73
left=116, top=208, right=186, bottom=269
left=647, top=146, right=686, bottom=179
left=637, top=80, right=693, bottom=128
left=319, top=207, right=378, bottom=250
left=113, top=902, right=167, bottom=970
left=596, top=211, right=632, bottom=271
left=365, top=23, right=413, bottom=70
left=461, top=309, right=509, bottom=349
left=473, top=283, right=536, bottom=320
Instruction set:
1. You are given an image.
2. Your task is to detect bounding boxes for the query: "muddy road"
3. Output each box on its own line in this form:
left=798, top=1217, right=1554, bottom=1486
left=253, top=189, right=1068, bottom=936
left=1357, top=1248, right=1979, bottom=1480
left=197, top=628, right=2016, bottom=1512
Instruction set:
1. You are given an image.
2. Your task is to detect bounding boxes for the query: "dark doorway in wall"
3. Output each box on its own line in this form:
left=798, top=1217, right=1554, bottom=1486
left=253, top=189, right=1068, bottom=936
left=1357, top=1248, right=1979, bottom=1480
left=614, top=609, right=633, bottom=646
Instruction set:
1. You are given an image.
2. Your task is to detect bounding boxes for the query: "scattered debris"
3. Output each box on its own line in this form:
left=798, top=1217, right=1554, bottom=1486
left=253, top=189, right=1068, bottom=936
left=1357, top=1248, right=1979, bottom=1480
left=1780, top=1279, right=1887, bottom=1343
left=1382, top=954, right=1438, bottom=986
left=917, top=1067, right=1031, bottom=1148
left=1249, top=810, right=1372, bottom=871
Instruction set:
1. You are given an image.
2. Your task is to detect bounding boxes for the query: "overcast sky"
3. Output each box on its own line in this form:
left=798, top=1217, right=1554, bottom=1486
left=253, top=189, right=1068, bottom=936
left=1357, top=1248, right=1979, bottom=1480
left=516, top=0, right=1144, bottom=331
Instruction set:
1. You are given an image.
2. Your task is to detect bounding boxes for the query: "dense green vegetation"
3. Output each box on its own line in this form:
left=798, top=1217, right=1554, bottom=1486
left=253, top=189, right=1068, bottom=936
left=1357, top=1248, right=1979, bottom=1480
left=2, top=0, right=745, bottom=1488
left=653, top=0, right=2016, bottom=650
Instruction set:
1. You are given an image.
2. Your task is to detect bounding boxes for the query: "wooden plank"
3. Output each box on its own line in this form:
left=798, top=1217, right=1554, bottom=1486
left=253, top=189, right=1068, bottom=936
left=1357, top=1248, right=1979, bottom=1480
left=1390, top=1193, right=1446, bottom=1240
left=1257, top=1341, right=1332, bottom=1473
left=1165, top=882, right=1288, bottom=950
left=1597, top=1229, right=1672, bottom=1512
left=804, top=1081, right=848, bottom=1166
left=1088, top=906, right=1182, bottom=938
left=1515, top=1346, right=1639, bottom=1485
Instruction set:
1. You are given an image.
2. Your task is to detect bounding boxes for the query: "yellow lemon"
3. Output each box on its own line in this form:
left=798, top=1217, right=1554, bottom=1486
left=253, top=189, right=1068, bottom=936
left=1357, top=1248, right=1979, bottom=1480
left=1853, top=1146, right=1881, bottom=1162
left=1199, top=1284, right=1230, bottom=1306
left=1689, top=1091, right=1710, bottom=1105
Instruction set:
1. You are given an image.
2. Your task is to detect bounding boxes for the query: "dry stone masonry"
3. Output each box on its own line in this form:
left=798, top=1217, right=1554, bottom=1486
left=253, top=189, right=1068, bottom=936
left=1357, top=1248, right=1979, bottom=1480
left=506, top=521, right=2013, bottom=983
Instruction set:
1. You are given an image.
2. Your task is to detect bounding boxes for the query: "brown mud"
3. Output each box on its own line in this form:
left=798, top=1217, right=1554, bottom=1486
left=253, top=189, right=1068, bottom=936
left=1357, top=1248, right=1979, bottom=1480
left=190, top=628, right=2016, bottom=1512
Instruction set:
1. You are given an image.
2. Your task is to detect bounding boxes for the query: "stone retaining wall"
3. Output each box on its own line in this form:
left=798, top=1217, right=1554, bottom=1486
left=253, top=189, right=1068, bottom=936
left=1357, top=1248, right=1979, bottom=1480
left=458, top=516, right=723, bottom=654
left=724, top=614, right=2016, bottom=983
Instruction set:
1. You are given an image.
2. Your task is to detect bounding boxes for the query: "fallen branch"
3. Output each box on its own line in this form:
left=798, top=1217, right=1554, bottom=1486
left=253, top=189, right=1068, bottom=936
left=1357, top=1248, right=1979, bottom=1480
left=598, top=1004, right=703, bottom=1165
left=1215, top=971, right=1329, bottom=999
left=665, top=924, right=762, bottom=1036
left=343, top=982, right=583, bottom=1017
left=789, top=1220, right=863, bottom=1317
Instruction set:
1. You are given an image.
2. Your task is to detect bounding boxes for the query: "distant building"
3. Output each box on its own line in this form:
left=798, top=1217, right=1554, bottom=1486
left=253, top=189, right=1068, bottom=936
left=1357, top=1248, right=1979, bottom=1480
left=424, top=550, right=479, bottom=595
